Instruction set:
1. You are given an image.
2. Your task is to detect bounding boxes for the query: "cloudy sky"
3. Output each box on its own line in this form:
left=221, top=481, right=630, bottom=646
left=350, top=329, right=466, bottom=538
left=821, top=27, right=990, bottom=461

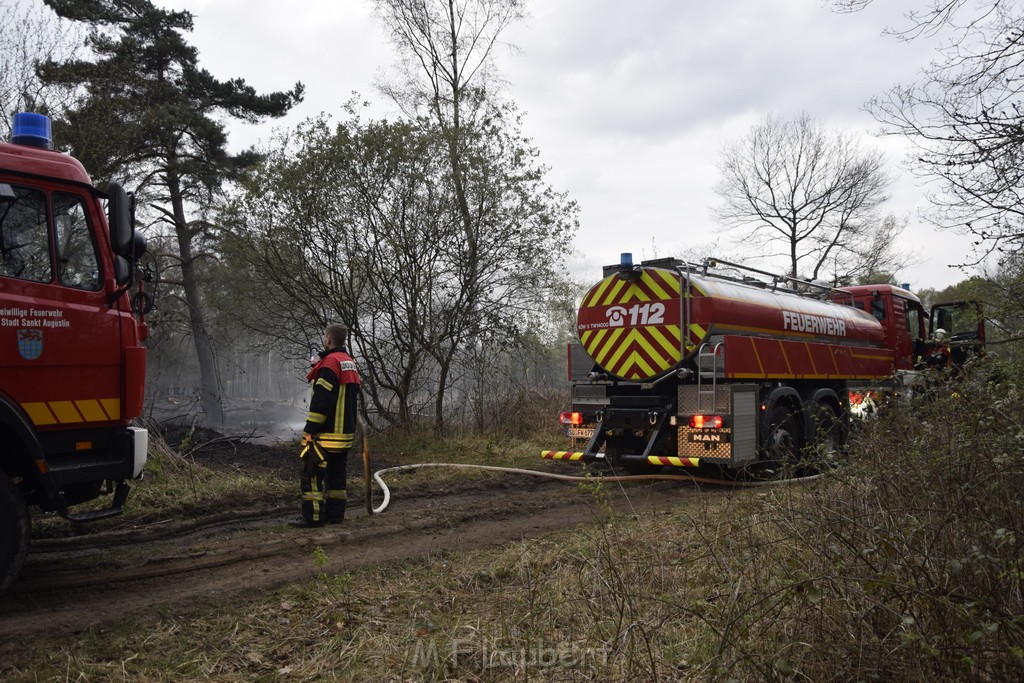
left=161, top=0, right=975, bottom=291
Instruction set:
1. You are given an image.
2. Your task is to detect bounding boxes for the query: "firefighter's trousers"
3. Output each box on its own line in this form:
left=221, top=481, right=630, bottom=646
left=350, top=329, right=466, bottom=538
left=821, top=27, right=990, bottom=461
left=299, top=442, right=348, bottom=524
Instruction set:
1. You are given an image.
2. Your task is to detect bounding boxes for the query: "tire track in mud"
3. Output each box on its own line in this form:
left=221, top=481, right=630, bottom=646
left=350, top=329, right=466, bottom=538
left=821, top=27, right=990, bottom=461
left=0, top=478, right=713, bottom=638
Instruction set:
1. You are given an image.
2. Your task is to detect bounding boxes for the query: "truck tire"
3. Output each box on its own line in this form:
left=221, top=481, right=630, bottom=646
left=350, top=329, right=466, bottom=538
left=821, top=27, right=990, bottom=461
left=763, top=405, right=802, bottom=467
left=809, top=401, right=845, bottom=458
left=0, top=475, right=31, bottom=594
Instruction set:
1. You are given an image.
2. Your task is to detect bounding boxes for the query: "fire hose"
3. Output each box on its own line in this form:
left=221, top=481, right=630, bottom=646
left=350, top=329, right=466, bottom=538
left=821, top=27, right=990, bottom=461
left=359, top=419, right=820, bottom=516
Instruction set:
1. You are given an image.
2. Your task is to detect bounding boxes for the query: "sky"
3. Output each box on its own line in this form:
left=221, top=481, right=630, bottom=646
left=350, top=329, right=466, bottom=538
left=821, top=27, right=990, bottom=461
left=159, top=0, right=978, bottom=292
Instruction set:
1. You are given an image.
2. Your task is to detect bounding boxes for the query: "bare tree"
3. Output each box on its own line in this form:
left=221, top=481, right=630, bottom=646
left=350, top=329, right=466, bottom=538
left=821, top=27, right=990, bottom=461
left=825, top=213, right=916, bottom=286
left=372, top=0, right=577, bottom=432
left=836, top=0, right=1024, bottom=260
left=713, top=112, right=900, bottom=281
left=0, top=0, right=80, bottom=132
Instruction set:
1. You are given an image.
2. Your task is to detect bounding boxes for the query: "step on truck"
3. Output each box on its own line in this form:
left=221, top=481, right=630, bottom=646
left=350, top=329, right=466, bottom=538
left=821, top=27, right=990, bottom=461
left=543, top=254, right=984, bottom=474
left=1, top=113, right=149, bottom=593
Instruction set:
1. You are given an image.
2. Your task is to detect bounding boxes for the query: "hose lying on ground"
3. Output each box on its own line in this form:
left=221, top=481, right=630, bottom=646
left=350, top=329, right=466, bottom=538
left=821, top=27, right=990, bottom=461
left=366, top=462, right=820, bottom=515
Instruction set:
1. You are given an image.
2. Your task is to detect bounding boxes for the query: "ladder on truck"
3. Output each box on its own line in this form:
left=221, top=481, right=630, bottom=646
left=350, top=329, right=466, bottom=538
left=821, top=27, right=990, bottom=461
left=696, top=341, right=724, bottom=414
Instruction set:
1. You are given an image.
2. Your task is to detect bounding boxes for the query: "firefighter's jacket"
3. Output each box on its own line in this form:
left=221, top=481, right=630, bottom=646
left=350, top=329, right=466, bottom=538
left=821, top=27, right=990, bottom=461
left=304, top=346, right=361, bottom=450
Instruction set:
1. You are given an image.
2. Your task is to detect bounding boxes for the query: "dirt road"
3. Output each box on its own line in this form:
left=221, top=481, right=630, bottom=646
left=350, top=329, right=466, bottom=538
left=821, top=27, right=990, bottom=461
left=0, top=472, right=706, bottom=638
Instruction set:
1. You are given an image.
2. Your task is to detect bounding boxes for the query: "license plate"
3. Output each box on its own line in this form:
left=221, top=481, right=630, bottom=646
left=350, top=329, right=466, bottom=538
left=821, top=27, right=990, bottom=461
left=568, top=427, right=595, bottom=440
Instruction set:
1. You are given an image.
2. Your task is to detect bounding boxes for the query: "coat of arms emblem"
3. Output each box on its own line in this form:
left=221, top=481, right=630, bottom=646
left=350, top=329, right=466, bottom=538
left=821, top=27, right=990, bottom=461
left=17, top=329, right=43, bottom=360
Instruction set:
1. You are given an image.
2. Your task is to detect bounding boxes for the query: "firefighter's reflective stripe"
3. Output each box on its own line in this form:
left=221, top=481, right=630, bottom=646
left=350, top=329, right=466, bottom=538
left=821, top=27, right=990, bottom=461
left=299, top=442, right=327, bottom=466
left=22, top=398, right=122, bottom=426
left=305, top=381, right=356, bottom=440
left=317, top=434, right=355, bottom=449
left=326, top=489, right=347, bottom=500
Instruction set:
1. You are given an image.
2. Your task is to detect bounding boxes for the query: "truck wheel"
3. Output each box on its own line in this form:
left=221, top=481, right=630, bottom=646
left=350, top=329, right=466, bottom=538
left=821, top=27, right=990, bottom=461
left=0, top=475, right=31, bottom=594
left=762, top=405, right=802, bottom=468
left=809, top=402, right=845, bottom=459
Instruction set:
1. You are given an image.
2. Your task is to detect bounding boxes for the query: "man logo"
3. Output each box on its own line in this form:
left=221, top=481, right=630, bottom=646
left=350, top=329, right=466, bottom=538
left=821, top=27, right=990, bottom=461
left=687, top=431, right=731, bottom=443
left=17, top=329, right=43, bottom=360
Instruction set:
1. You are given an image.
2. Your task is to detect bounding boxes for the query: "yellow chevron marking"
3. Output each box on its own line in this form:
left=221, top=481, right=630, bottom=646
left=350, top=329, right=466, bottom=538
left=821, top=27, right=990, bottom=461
left=804, top=344, right=819, bottom=376
left=635, top=331, right=668, bottom=368
left=640, top=271, right=671, bottom=300
left=100, top=398, right=121, bottom=420
left=599, top=278, right=627, bottom=306
left=648, top=326, right=679, bottom=359
left=632, top=352, right=655, bottom=378
left=652, top=269, right=681, bottom=294
left=24, top=398, right=123, bottom=426
left=75, top=400, right=107, bottom=422
left=605, top=330, right=632, bottom=369
left=585, top=277, right=613, bottom=307
left=623, top=285, right=651, bottom=303
left=592, top=327, right=624, bottom=365
left=49, top=401, right=83, bottom=424
left=615, top=351, right=637, bottom=379
left=22, top=402, right=57, bottom=426
left=750, top=338, right=765, bottom=375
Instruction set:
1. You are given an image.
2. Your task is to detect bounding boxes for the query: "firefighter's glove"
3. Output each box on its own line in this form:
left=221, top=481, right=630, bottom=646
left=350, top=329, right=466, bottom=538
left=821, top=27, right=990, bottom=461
left=299, top=439, right=327, bottom=467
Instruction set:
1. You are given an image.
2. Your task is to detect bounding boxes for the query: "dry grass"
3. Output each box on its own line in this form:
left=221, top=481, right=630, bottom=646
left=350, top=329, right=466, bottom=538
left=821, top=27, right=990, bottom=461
left=30, top=436, right=295, bottom=539
left=5, top=361, right=1023, bottom=681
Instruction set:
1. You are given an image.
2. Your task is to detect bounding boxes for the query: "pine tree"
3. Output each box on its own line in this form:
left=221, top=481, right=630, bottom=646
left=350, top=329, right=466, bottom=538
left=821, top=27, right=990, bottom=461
left=39, top=0, right=303, bottom=427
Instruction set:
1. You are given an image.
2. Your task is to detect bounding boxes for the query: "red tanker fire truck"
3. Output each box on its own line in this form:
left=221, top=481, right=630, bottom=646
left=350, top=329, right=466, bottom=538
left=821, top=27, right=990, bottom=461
left=1, top=113, right=149, bottom=592
left=543, top=254, right=984, bottom=473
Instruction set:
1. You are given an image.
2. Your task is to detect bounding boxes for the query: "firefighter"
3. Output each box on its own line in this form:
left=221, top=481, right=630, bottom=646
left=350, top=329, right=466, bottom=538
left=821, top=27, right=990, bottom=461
left=290, top=323, right=361, bottom=528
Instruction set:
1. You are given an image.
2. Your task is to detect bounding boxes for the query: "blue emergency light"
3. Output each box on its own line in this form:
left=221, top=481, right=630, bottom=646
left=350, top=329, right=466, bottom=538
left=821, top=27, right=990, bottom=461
left=11, top=112, right=53, bottom=149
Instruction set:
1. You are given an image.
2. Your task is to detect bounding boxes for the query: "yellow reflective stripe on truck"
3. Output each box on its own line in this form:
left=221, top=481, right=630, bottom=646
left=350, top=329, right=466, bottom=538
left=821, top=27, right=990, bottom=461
left=22, top=398, right=121, bottom=426
left=541, top=450, right=586, bottom=461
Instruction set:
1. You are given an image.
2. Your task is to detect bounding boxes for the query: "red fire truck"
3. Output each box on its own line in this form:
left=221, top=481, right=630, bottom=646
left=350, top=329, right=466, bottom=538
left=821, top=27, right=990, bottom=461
left=543, top=254, right=984, bottom=473
left=1, top=113, right=149, bottom=592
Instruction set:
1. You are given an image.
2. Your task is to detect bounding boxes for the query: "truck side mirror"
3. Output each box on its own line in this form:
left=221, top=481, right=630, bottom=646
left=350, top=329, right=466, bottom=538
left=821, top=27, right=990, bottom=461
left=107, top=181, right=133, bottom=257
left=131, top=230, right=147, bottom=261
left=113, top=255, right=130, bottom=285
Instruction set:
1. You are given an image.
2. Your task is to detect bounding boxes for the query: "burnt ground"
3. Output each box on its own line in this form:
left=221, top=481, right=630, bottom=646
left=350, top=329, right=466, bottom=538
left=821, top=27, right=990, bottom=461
left=157, top=424, right=301, bottom=477
left=0, top=427, right=714, bottom=641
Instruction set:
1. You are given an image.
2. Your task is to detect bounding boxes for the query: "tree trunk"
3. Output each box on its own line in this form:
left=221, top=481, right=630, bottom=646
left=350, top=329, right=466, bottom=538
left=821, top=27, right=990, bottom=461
left=167, top=164, right=224, bottom=428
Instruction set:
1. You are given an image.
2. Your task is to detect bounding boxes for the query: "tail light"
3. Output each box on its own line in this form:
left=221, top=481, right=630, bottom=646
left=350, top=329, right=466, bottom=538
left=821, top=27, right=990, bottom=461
left=559, top=411, right=584, bottom=426
left=689, top=414, right=723, bottom=429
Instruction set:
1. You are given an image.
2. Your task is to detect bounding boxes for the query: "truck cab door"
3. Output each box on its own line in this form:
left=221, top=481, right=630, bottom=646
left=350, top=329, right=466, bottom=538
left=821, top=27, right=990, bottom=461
left=928, top=301, right=985, bottom=368
left=1, top=183, right=122, bottom=435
